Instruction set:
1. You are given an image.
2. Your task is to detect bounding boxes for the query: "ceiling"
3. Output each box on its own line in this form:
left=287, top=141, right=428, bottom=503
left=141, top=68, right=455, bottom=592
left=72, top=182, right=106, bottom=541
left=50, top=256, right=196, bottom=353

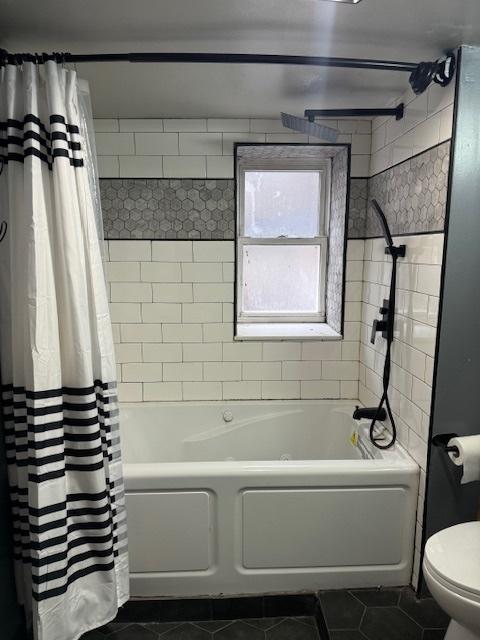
left=1, top=0, right=479, bottom=118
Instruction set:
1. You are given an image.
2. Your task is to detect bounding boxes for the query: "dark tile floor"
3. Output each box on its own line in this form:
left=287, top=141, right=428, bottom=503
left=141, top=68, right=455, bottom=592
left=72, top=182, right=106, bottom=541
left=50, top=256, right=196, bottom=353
left=318, top=587, right=450, bottom=640
left=82, top=617, right=320, bottom=640
left=81, top=587, right=450, bottom=640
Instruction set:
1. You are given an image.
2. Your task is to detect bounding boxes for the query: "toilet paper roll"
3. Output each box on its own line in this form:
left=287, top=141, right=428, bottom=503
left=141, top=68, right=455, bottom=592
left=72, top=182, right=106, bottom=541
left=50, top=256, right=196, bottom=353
left=448, top=435, right=480, bottom=484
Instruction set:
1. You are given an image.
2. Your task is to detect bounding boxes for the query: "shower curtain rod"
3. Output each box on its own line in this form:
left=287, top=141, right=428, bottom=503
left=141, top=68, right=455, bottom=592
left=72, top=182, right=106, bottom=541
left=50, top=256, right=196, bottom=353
left=0, top=50, right=418, bottom=72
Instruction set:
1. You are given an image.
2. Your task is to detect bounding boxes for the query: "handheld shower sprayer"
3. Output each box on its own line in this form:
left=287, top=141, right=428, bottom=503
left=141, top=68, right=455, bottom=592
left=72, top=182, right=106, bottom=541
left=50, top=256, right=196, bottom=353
left=357, top=200, right=406, bottom=450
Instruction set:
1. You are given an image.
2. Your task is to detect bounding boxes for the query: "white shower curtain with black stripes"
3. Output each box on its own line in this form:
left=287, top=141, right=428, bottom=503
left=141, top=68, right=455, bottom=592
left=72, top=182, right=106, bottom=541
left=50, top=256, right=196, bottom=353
left=0, top=60, right=129, bottom=640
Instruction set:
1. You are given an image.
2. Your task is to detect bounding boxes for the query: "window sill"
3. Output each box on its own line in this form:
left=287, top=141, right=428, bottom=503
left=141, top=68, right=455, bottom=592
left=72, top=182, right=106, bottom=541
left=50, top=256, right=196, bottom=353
left=235, top=322, right=342, bottom=341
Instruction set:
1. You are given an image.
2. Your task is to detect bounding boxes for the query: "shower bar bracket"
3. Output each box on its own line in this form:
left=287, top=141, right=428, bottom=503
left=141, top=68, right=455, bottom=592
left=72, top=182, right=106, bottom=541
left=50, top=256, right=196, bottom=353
left=304, top=104, right=404, bottom=122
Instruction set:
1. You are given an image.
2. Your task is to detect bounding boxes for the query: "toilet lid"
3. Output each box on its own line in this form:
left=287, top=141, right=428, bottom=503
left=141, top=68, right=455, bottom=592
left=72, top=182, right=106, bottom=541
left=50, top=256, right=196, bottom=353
left=424, top=522, right=480, bottom=596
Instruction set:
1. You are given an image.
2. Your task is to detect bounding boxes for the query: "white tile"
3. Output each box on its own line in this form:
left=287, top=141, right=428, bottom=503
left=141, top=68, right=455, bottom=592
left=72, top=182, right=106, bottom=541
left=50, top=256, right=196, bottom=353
left=182, top=262, right=223, bottom=282
left=207, top=119, right=250, bottom=132
left=322, top=361, right=359, bottom=380
left=142, top=303, right=182, bottom=323
left=193, top=283, right=233, bottom=303
left=266, top=133, right=308, bottom=143
left=111, top=282, right=152, bottom=303
left=401, top=344, right=426, bottom=380
left=263, top=343, right=301, bottom=361
left=223, top=303, right=234, bottom=322
left=352, top=134, right=371, bottom=155
left=123, top=363, right=163, bottom=382
left=142, top=343, right=182, bottom=362
left=416, top=265, right=441, bottom=296
left=206, top=156, right=234, bottom=178
left=109, top=302, right=142, bottom=323
left=179, top=133, right=222, bottom=155
left=300, top=380, right=340, bottom=399
left=95, top=132, right=134, bottom=156
left=203, top=323, right=233, bottom=342
left=182, top=303, right=223, bottom=323
left=402, top=92, right=429, bottom=135
left=243, top=362, right=281, bottom=381
left=350, top=155, right=370, bottom=177
left=371, top=124, right=386, bottom=153
left=109, top=240, right=151, bottom=261
left=119, top=119, right=164, bottom=132
left=261, top=381, right=300, bottom=399
left=117, top=382, right=142, bottom=402
left=223, top=342, right=262, bottom=361
left=409, top=429, right=428, bottom=469
left=340, top=381, right=358, bottom=399
left=439, top=105, right=454, bottom=142
left=223, top=262, right=235, bottom=282
left=153, top=283, right=193, bottom=302
left=345, top=282, right=363, bottom=302
left=412, top=377, right=432, bottom=414
left=163, top=362, right=203, bottom=381
left=427, top=296, right=439, bottom=327
left=204, top=362, right=241, bottom=381
left=223, top=381, right=261, bottom=400
left=97, top=156, right=119, bottom=178
left=336, top=120, right=369, bottom=134
left=162, top=324, right=203, bottom=343
left=301, top=342, right=342, bottom=360
left=250, top=119, right=284, bottom=133
left=143, top=382, right=182, bottom=401
left=164, top=119, right=207, bottom=132
left=141, top=262, right=181, bottom=282
left=163, top=156, right=206, bottom=178
left=424, top=356, right=434, bottom=386
left=94, top=119, right=119, bottom=132
left=115, top=343, right=142, bottom=364
left=411, top=321, right=437, bottom=357
left=121, top=324, right=163, bottom=343
left=111, top=324, right=121, bottom=343
left=105, top=261, right=140, bottom=282
left=193, top=241, right=234, bottom=262
left=346, top=261, right=364, bottom=282
left=283, top=361, right=322, bottom=380
left=222, top=133, right=265, bottom=155
left=152, top=241, right=192, bottom=262
left=135, top=133, right=179, bottom=155
left=183, top=343, right=222, bottom=361
left=119, top=156, right=163, bottom=178
left=427, top=81, right=455, bottom=117
left=342, top=341, right=359, bottom=361
left=412, top=113, right=441, bottom=155
left=183, top=382, right=222, bottom=400
left=346, top=240, right=365, bottom=261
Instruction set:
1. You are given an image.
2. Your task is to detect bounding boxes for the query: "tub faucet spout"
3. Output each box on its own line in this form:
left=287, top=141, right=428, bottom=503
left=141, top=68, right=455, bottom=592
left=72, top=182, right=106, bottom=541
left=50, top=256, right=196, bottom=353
left=353, top=406, right=387, bottom=421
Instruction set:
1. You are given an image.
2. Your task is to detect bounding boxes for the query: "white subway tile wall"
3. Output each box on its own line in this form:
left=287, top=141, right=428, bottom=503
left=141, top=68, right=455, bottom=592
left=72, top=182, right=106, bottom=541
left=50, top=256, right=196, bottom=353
left=359, top=233, right=443, bottom=587
left=95, top=118, right=372, bottom=179
left=369, top=81, right=454, bottom=176
left=106, top=239, right=364, bottom=403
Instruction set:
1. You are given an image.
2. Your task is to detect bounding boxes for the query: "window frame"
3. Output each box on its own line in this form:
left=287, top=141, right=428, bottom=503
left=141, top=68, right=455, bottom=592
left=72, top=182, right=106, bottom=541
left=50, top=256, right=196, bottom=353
left=236, top=157, right=331, bottom=324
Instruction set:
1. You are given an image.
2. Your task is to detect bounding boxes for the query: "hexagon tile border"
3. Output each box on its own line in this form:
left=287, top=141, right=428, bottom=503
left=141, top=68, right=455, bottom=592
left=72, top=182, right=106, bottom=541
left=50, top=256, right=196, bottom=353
left=100, top=141, right=449, bottom=240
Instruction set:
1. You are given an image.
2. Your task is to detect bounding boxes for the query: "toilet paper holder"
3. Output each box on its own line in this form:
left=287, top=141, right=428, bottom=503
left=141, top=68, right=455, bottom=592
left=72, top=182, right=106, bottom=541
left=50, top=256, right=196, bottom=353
left=432, top=433, right=460, bottom=458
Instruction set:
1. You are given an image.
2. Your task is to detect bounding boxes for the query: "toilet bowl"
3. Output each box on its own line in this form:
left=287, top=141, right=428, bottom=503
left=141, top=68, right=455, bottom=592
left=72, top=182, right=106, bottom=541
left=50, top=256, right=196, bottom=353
left=423, top=522, right=480, bottom=640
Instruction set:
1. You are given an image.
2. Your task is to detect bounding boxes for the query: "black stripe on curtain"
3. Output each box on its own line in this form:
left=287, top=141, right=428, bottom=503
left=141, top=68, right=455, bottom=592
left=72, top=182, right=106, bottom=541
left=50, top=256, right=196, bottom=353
left=1, top=380, right=126, bottom=602
left=0, top=113, right=84, bottom=169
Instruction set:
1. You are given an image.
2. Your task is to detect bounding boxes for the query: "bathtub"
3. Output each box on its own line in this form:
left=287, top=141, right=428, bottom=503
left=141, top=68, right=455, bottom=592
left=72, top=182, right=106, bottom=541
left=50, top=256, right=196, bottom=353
left=121, top=400, right=419, bottom=598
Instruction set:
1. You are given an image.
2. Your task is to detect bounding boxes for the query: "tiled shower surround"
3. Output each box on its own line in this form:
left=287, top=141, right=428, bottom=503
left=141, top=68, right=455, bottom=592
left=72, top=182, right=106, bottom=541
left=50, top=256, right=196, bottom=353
left=99, top=98, right=453, bottom=588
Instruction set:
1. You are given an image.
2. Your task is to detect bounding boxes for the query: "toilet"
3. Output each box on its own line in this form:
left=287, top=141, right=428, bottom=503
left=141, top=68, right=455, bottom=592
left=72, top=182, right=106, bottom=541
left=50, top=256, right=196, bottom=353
left=423, top=521, right=480, bottom=640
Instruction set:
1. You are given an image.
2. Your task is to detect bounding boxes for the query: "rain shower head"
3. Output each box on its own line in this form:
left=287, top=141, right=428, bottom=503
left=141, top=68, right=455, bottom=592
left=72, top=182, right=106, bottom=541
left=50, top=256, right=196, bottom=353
left=281, top=112, right=339, bottom=142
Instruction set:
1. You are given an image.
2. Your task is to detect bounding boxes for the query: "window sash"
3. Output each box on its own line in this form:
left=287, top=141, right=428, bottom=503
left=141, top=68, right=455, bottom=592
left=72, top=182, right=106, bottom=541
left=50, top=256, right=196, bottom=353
left=237, top=158, right=330, bottom=323
left=237, top=237, right=327, bottom=322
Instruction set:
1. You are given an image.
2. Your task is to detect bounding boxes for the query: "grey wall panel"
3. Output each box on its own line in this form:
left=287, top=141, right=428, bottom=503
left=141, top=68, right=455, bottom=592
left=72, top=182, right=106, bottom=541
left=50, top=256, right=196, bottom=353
left=424, top=46, right=480, bottom=546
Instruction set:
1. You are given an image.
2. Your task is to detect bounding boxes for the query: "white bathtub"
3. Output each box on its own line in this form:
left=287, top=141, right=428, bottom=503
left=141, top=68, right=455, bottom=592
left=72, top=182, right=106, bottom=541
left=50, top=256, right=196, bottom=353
left=121, top=400, right=419, bottom=598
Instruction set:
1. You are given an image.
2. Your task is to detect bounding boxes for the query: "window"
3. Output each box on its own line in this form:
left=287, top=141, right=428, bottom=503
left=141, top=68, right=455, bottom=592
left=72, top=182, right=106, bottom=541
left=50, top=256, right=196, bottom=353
left=236, top=158, right=330, bottom=325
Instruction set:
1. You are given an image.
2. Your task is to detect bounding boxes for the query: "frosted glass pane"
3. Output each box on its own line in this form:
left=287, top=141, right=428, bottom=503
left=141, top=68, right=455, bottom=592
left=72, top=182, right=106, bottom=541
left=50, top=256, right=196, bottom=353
left=244, top=171, right=320, bottom=238
left=242, top=245, right=320, bottom=314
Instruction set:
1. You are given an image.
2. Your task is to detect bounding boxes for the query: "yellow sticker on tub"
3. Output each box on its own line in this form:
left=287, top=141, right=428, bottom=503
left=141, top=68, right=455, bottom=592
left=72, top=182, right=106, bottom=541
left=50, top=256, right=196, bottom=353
left=350, top=431, right=359, bottom=447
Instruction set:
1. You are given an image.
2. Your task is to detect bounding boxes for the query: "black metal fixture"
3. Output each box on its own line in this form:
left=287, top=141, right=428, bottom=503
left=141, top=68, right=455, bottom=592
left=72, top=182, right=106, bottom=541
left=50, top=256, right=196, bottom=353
left=365, top=199, right=406, bottom=450
left=305, top=104, right=404, bottom=122
left=409, top=51, right=456, bottom=95
left=432, top=433, right=460, bottom=458
left=353, top=406, right=387, bottom=421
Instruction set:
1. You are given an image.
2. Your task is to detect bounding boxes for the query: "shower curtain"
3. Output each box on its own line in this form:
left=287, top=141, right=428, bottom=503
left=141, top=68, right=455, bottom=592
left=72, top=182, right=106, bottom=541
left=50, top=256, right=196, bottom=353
left=0, top=60, right=129, bottom=640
